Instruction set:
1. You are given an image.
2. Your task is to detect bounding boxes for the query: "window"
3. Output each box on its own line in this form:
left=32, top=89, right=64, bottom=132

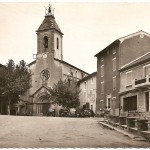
left=101, top=81, right=104, bottom=94
left=107, top=98, right=111, bottom=108
left=70, top=72, right=73, bottom=77
left=76, top=71, right=78, bottom=78
left=44, top=36, right=48, bottom=48
left=90, top=89, right=93, bottom=95
left=101, top=65, right=104, bottom=77
left=81, top=73, right=84, bottom=78
left=112, top=97, right=116, bottom=100
left=100, top=100, right=104, bottom=109
left=112, top=97, right=116, bottom=110
left=143, top=65, right=150, bottom=77
left=70, top=68, right=73, bottom=76
left=112, top=58, right=116, bottom=71
left=113, top=48, right=116, bottom=54
left=84, top=92, right=86, bottom=102
left=57, top=37, right=59, bottom=49
left=107, top=50, right=110, bottom=55
left=101, top=56, right=104, bottom=62
left=113, top=76, right=116, bottom=90
left=91, top=77, right=94, bottom=84
left=123, top=96, right=137, bottom=111
left=84, top=82, right=87, bottom=90
left=126, top=71, right=132, bottom=86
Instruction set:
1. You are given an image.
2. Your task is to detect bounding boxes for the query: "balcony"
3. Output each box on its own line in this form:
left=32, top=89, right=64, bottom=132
left=134, top=76, right=150, bottom=89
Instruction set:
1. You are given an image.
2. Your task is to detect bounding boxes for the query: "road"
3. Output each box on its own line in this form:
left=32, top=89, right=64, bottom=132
left=0, top=115, right=150, bottom=148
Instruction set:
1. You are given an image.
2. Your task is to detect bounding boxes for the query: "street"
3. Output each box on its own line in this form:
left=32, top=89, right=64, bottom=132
left=0, top=116, right=150, bottom=148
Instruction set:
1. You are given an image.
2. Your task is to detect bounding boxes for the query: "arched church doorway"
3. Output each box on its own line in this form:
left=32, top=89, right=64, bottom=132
left=36, top=95, right=50, bottom=116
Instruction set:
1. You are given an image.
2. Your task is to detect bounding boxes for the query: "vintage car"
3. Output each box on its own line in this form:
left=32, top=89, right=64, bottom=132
left=82, top=109, right=92, bottom=117
left=59, top=108, right=69, bottom=117
left=68, top=108, right=77, bottom=117
left=47, top=108, right=55, bottom=117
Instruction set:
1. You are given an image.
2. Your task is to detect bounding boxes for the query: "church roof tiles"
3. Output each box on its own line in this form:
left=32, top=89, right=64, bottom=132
left=36, top=15, right=63, bottom=34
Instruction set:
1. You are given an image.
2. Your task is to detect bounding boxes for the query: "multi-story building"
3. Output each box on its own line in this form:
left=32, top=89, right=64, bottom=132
left=78, top=72, right=97, bottom=113
left=21, top=4, right=89, bottom=116
left=120, top=52, right=150, bottom=116
left=95, top=30, right=150, bottom=116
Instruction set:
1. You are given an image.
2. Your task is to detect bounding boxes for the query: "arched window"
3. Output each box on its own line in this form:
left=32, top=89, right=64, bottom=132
left=44, top=36, right=48, bottom=48
left=57, top=37, right=59, bottom=49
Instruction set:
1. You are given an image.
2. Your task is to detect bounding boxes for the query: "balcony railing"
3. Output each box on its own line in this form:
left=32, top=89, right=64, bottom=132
left=134, top=76, right=150, bottom=88
left=135, top=78, right=146, bottom=85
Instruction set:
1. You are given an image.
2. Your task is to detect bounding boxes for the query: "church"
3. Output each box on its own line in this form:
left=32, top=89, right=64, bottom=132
left=21, top=4, right=89, bottom=116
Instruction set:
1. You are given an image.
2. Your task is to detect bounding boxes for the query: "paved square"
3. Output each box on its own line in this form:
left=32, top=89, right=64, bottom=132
left=0, top=116, right=150, bottom=148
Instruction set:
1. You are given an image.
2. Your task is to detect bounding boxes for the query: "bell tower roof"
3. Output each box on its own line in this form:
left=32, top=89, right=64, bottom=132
left=36, top=3, right=63, bottom=35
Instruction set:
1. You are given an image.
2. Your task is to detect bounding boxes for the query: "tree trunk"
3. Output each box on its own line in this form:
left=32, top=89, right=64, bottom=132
left=7, top=96, right=11, bottom=115
left=17, top=106, right=20, bottom=115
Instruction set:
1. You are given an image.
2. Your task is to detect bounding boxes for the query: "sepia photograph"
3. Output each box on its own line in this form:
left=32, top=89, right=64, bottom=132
left=1, top=1, right=150, bottom=148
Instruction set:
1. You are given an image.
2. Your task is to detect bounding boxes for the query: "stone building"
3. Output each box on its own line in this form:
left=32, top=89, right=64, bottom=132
left=95, top=30, right=150, bottom=116
left=21, top=4, right=89, bottom=116
left=78, top=72, right=97, bottom=113
left=120, top=52, right=150, bottom=116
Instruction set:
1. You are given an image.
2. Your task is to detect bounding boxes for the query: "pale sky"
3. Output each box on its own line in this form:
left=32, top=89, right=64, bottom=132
left=1, top=2, right=150, bottom=73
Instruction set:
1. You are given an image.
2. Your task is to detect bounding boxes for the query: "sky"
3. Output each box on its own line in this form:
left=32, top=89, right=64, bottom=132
left=1, top=2, right=150, bottom=73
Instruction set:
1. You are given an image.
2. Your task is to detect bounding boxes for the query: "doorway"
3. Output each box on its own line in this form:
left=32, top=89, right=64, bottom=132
left=43, top=103, right=49, bottom=116
left=106, top=95, right=111, bottom=108
left=145, top=92, right=149, bottom=112
left=36, top=95, right=49, bottom=116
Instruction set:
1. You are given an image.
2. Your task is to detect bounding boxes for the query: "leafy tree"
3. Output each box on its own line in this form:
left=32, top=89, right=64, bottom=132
left=49, top=79, right=80, bottom=108
left=0, top=59, right=31, bottom=114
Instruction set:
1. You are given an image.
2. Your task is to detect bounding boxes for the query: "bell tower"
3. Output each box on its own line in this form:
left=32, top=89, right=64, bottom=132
left=31, top=4, right=64, bottom=92
left=36, top=3, right=63, bottom=60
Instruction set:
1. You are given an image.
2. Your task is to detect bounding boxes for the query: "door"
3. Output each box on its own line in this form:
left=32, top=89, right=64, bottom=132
left=145, top=92, right=149, bottom=112
left=106, top=95, right=112, bottom=114
left=106, top=95, right=111, bottom=108
left=43, top=103, right=49, bottom=116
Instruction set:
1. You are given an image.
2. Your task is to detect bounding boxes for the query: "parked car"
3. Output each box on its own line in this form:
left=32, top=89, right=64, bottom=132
left=76, top=108, right=81, bottom=117
left=82, top=109, right=92, bottom=117
left=68, top=108, right=77, bottom=117
left=59, top=108, right=69, bottom=117
left=47, top=108, right=55, bottom=117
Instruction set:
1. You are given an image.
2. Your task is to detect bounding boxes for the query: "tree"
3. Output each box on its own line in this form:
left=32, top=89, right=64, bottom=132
left=0, top=59, right=31, bottom=115
left=49, top=80, right=80, bottom=108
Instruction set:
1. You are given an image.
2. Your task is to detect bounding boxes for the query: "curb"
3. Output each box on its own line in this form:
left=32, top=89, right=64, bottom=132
left=98, top=121, right=146, bottom=141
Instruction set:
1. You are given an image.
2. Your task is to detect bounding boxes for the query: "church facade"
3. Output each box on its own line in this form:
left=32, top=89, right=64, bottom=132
left=21, top=5, right=89, bottom=116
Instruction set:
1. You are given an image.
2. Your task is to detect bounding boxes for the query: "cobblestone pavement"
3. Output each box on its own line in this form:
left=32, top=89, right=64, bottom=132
left=0, top=115, right=150, bottom=148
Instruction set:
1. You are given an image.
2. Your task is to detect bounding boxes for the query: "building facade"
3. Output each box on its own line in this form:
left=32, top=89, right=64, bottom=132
left=120, top=53, right=150, bottom=116
left=21, top=5, right=89, bottom=116
left=78, top=72, right=97, bottom=113
left=95, top=39, right=119, bottom=115
left=95, top=31, right=150, bottom=116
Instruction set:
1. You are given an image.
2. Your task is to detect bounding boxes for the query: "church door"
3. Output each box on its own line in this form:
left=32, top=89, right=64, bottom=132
left=36, top=95, right=49, bottom=116
left=42, top=103, right=49, bottom=116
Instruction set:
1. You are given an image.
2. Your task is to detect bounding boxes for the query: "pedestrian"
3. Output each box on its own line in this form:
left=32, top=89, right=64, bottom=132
left=104, top=106, right=108, bottom=120
left=90, top=110, right=94, bottom=118
left=104, top=106, right=108, bottom=114
left=107, top=106, right=111, bottom=114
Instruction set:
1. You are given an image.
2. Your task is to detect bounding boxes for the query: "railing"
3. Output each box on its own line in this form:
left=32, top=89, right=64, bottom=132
left=135, top=78, right=146, bottom=85
left=134, top=76, right=150, bottom=88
